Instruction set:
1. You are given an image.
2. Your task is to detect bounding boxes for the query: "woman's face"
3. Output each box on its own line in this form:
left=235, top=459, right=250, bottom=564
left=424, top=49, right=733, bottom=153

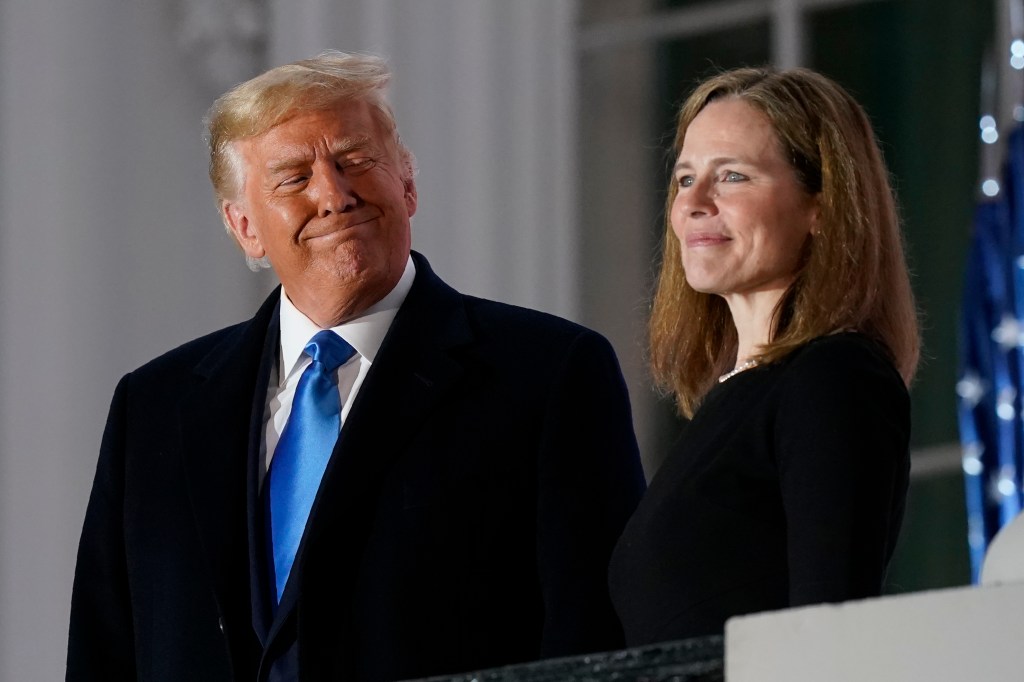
left=670, top=98, right=818, bottom=304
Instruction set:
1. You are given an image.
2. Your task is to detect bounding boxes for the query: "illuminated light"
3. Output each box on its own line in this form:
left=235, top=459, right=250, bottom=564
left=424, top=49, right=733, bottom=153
left=963, top=456, right=984, bottom=476
left=956, top=372, right=985, bottom=406
left=962, top=442, right=984, bottom=476
left=996, top=465, right=1019, bottom=498
left=1013, top=55, right=1024, bottom=70
left=1017, top=254, right=1024, bottom=269
left=992, top=315, right=1021, bottom=349
left=964, top=442, right=985, bottom=460
left=980, top=115, right=1000, bottom=142
left=968, top=527, right=986, bottom=549
left=996, top=385, right=1017, bottom=421
left=968, top=514, right=986, bottom=548
left=1016, top=105, right=1024, bottom=122
left=983, top=179, right=1001, bottom=197
left=978, top=115, right=995, bottom=142
left=1013, top=39, right=1024, bottom=57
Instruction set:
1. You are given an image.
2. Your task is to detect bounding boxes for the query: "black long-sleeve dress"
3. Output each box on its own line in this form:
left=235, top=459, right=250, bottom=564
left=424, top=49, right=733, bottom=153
left=608, top=332, right=910, bottom=645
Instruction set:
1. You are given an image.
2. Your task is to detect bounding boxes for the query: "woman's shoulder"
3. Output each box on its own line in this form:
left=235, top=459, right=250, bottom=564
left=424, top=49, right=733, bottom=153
left=777, top=331, right=908, bottom=403
left=770, top=332, right=911, bottom=472
left=786, top=332, right=901, bottom=377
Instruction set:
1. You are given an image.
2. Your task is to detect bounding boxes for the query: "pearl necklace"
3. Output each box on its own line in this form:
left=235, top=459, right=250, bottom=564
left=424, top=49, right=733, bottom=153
left=718, top=358, right=760, bottom=383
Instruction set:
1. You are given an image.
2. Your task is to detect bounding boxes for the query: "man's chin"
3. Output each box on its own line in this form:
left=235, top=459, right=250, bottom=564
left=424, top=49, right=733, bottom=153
left=307, top=258, right=387, bottom=293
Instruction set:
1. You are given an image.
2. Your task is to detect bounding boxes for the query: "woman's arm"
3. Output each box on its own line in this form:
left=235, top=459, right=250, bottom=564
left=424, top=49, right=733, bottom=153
left=775, top=334, right=911, bottom=606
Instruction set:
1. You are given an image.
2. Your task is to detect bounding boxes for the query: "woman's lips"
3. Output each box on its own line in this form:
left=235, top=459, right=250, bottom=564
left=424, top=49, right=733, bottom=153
left=685, top=232, right=730, bottom=247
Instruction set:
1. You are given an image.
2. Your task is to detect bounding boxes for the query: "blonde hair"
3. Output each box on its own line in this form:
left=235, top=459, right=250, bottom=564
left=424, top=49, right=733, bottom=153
left=650, top=67, right=919, bottom=417
left=204, top=50, right=413, bottom=205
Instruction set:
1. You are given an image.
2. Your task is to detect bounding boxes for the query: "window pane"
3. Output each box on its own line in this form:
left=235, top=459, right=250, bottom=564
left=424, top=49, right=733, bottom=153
left=659, top=20, right=772, bottom=121
left=810, top=0, right=988, bottom=450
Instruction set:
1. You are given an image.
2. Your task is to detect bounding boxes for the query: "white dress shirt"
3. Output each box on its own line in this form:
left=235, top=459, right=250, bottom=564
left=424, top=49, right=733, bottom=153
left=259, top=256, right=416, bottom=485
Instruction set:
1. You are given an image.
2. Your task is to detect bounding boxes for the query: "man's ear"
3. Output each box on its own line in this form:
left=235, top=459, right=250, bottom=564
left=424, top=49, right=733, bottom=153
left=403, top=177, right=418, bottom=218
left=222, top=200, right=265, bottom=259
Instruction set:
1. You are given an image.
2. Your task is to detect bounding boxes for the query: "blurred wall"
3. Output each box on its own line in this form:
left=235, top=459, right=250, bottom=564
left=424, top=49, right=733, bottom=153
left=0, top=1, right=576, bottom=678
left=0, top=2, right=271, bottom=679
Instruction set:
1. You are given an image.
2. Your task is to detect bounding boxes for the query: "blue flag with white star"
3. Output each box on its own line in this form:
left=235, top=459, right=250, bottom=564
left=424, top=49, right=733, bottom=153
left=958, top=125, right=1024, bottom=582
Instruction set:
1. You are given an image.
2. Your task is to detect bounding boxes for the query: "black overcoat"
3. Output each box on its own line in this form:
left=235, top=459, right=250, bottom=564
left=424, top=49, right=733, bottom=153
left=68, top=253, right=646, bottom=681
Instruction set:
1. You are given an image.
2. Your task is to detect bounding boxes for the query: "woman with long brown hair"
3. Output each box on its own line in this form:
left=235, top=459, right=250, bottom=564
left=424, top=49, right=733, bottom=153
left=609, top=66, right=919, bottom=644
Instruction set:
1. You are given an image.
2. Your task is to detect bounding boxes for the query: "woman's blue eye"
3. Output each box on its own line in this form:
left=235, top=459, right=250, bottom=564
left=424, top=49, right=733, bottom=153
left=724, top=171, right=747, bottom=182
left=678, top=175, right=694, bottom=187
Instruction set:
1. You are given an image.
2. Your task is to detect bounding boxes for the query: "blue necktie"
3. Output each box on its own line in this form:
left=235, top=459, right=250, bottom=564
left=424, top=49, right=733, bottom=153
left=267, top=330, right=356, bottom=603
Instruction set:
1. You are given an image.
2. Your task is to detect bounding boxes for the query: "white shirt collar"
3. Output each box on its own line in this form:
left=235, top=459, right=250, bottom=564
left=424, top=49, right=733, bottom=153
left=278, top=255, right=416, bottom=380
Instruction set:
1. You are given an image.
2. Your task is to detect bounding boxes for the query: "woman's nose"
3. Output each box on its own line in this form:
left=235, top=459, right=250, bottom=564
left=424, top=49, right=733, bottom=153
left=678, top=178, right=717, bottom=218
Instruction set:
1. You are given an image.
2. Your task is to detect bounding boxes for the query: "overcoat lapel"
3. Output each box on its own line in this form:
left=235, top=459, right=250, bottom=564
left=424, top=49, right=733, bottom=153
left=247, top=301, right=281, bottom=644
left=178, top=291, right=280, bottom=649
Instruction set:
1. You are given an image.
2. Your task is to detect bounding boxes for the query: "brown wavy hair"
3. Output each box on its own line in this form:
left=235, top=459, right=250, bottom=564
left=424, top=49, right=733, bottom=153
left=649, top=67, right=919, bottom=418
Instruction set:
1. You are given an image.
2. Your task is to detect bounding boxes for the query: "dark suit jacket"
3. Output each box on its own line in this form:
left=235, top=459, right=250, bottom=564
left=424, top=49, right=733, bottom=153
left=68, top=253, right=646, bottom=681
